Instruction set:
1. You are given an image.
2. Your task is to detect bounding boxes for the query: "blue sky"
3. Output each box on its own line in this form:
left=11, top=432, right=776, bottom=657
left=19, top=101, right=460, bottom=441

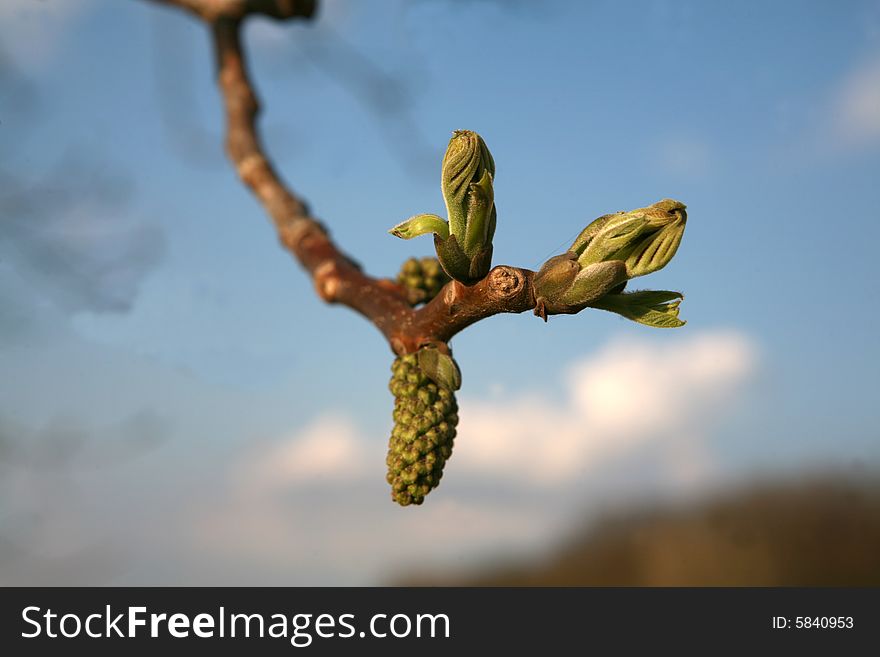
left=1, top=0, right=879, bottom=584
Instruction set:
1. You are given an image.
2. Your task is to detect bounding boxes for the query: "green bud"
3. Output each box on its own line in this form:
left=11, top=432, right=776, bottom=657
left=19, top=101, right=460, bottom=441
left=534, top=200, right=687, bottom=320
left=436, top=131, right=497, bottom=283
left=391, top=130, right=497, bottom=286
left=441, top=130, right=495, bottom=240
left=572, top=199, right=687, bottom=278
left=533, top=252, right=580, bottom=302
left=433, top=232, right=488, bottom=285
left=591, top=290, right=686, bottom=328
left=533, top=257, right=628, bottom=319
left=558, top=261, right=630, bottom=306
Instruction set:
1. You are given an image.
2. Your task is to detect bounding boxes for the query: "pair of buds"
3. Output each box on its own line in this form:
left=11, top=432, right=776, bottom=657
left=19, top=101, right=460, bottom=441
left=533, top=199, right=687, bottom=327
left=391, top=130, right=688, bottom=329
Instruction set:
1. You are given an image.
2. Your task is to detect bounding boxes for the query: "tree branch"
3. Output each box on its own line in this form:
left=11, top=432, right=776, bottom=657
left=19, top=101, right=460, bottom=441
left=148, top=0, right=553, bottom=355
left=399, top=267, right=536, bottom=350
left=210, top=16, right=422, bottom=343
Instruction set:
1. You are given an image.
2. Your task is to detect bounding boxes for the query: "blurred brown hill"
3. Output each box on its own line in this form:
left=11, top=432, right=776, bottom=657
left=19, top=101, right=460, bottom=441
left=399, top=475, right=880, bottom=586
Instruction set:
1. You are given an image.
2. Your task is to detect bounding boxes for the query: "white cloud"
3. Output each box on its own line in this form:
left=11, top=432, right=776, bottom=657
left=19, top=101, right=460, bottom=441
left=0, top=328, right=760, bottom=585
left=243, top=414, right=368, bottom=486
left=454, top=331, right=757, bottom=485
left=186, top=492, right=548, bottom=585
left=769, top=54, right=880, bottom=166
left=175, top=330, right=757, bottom=583
left=832, top=56, right=880, bottom=144
left=211, top=330, right=744, bottom=583
left=242, top=331, right=756, bottom=491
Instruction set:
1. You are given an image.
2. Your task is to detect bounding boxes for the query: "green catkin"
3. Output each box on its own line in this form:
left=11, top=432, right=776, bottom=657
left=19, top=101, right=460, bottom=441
left=396, top=257, right=451, bottom=305
left=386, top=353, right=458, bottom=506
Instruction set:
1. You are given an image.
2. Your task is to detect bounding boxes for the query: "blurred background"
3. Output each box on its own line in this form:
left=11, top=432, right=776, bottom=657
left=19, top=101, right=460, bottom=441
left=1, top=0, right=878, bottom=585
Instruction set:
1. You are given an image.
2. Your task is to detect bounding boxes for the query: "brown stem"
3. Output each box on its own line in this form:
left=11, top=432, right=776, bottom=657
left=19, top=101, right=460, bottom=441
left=397, top=267, right=536, bottom=351
left=210, top=17, right=417, bottom=341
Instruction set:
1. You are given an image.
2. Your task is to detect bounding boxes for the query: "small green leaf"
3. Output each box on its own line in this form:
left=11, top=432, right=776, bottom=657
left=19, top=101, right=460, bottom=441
left=462, top=169, right=495, bottom=255
left=389, top=214, right=449, bottom=241
left=418, top=347, right=462, bottom=391
left=592, top=290, right=686, bottom=328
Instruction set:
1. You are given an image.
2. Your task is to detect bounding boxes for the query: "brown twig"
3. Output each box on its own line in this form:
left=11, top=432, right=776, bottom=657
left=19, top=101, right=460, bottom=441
left=148, top=0, right=547, bottom=355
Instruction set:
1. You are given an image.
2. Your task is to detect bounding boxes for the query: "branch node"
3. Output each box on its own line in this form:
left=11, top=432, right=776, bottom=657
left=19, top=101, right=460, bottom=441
left=443, top=282, right=460, bottom=314
left=314, top=261, right=341, bottom=302
left=236, top=152, right=265, bottom=184
left=278, top=219, right=317, bottom=251
left=488, top=266, right=523, bottom=299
